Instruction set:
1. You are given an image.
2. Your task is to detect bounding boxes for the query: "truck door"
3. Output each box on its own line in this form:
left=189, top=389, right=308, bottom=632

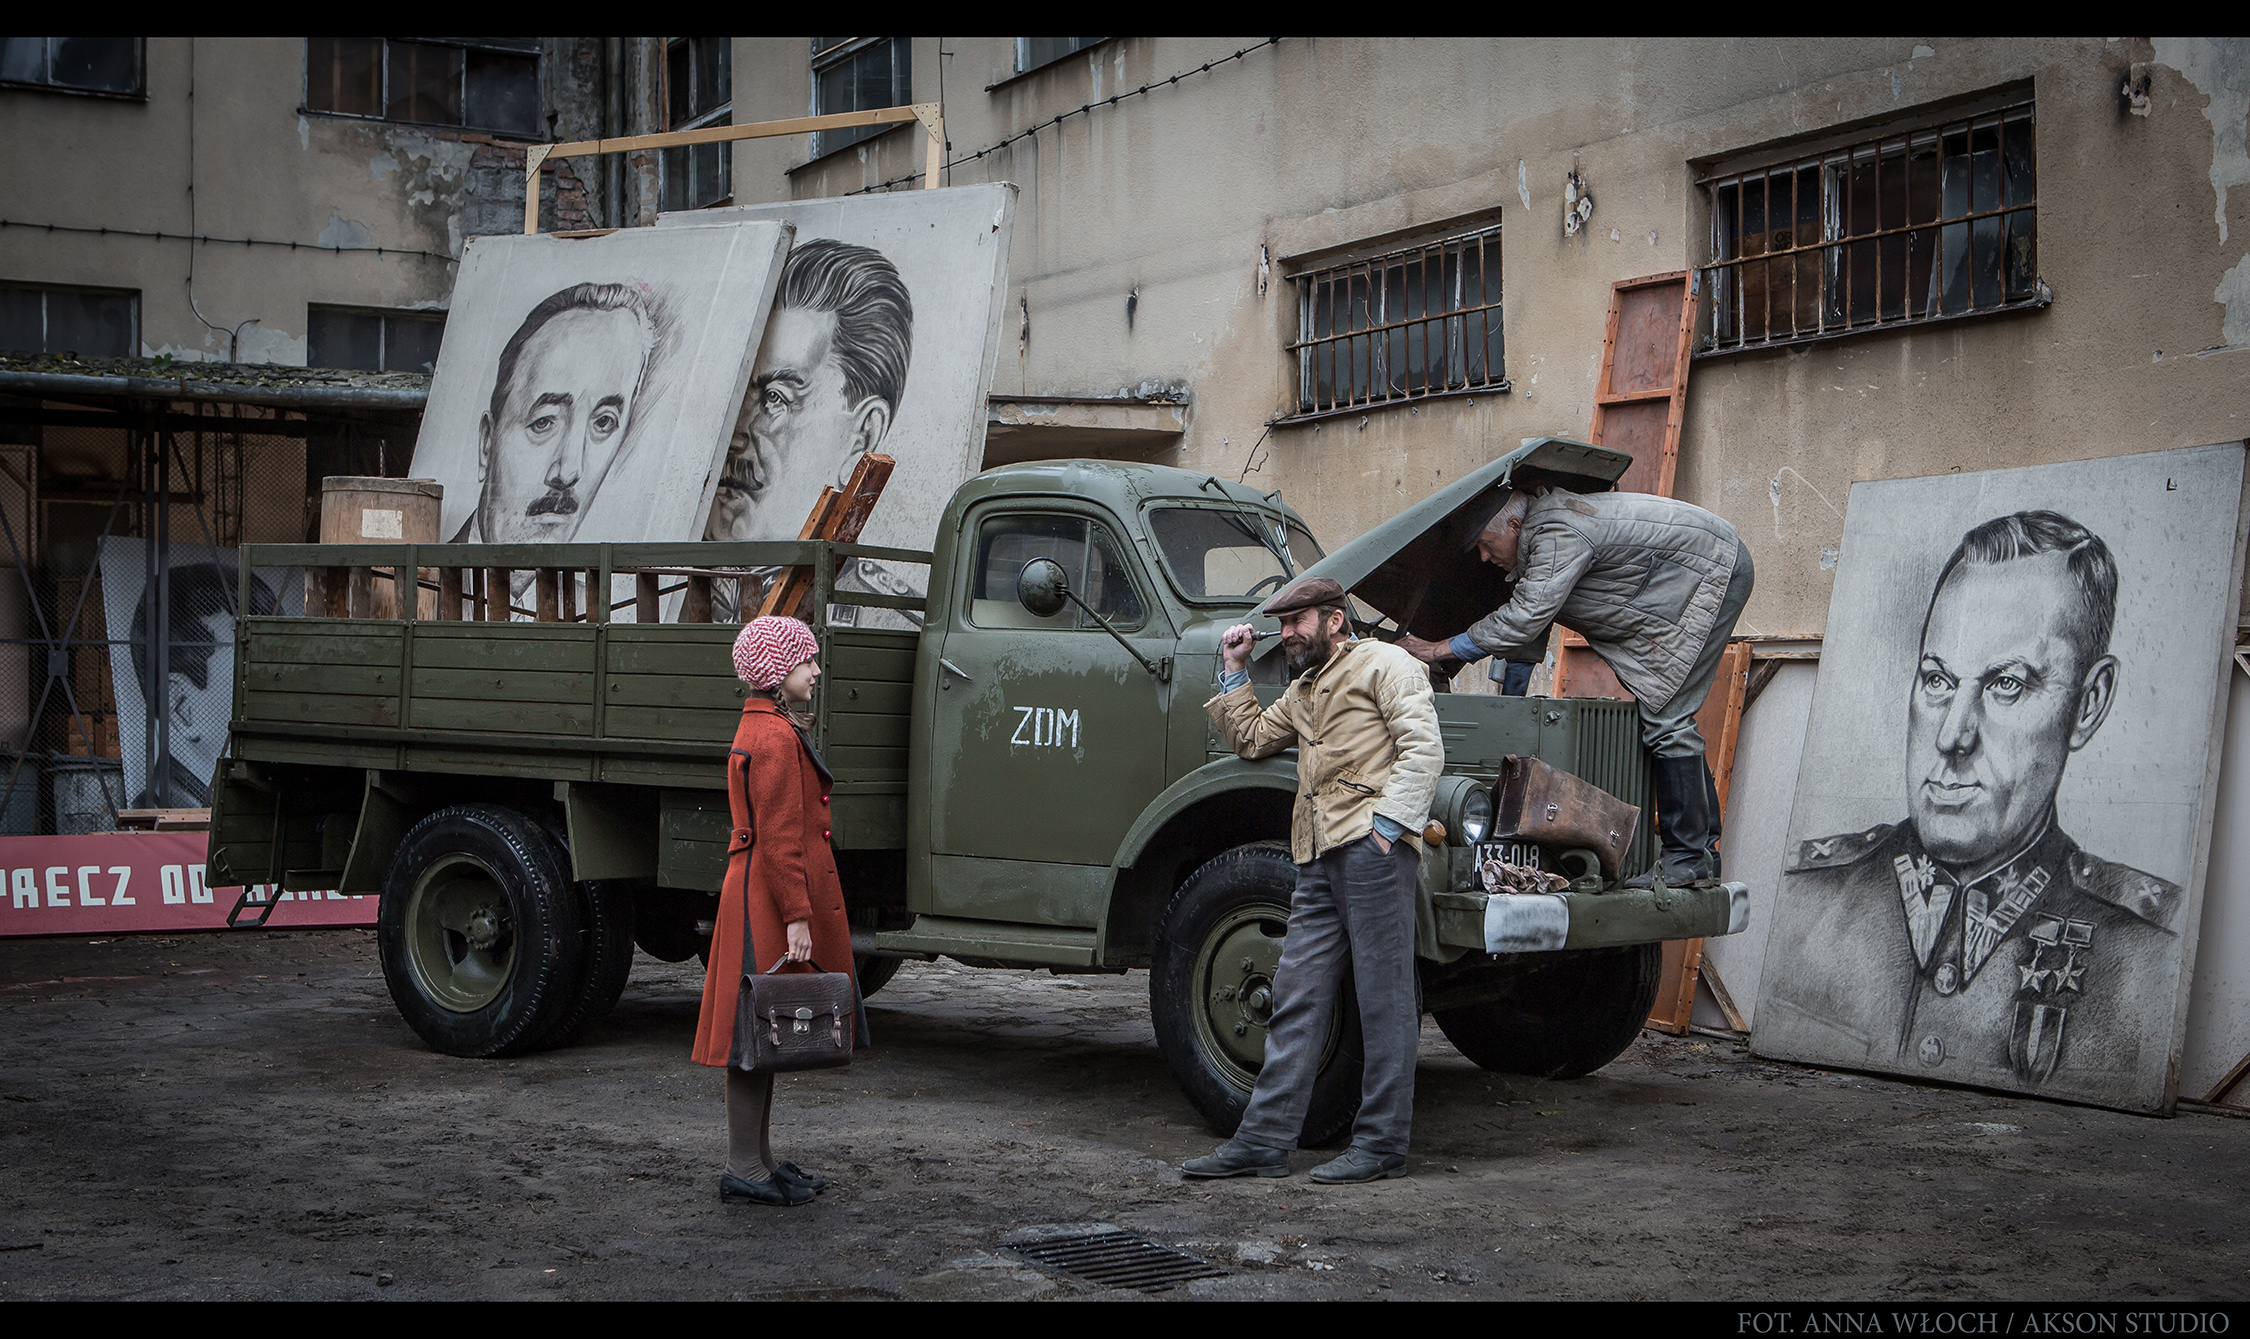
left=927, top=506, right=1173, bottom=878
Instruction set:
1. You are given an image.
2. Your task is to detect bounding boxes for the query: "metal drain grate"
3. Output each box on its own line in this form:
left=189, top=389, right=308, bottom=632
left=1006, top=1227, right=1230, bottom=1293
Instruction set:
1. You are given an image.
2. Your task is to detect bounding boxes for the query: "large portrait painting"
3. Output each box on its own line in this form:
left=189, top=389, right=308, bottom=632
left=1754, top=443, right=2250, bottom=1112
left=657, top=184, right=1017, bottom=624
left=99, top=539, right=304, bottom=808
left=409, top=222, right=792, bottom=553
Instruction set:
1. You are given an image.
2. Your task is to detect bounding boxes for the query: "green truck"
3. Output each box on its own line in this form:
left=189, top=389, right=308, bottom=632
left=209, top=436, right=1745, bottom=1140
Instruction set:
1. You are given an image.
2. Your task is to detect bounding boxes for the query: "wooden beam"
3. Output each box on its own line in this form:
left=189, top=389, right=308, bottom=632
left=524, top=105, right=945, bottom=234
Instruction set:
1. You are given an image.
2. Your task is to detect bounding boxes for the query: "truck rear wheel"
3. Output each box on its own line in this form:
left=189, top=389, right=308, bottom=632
left=378, top=805, right=585, bottom=1058
left=853, top=953, right=903, bottom=999
left=1151, top=842, right=1363, bottom=1145
left=1431, top=944, right=1661, bottom=1078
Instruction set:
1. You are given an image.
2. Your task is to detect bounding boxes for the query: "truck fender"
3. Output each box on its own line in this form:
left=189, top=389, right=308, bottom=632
left=1094, top=754, right=1298, bottom=966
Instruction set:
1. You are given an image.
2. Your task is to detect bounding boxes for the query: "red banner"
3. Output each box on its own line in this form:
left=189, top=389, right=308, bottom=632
left=0, top=832, right=375, bottom=937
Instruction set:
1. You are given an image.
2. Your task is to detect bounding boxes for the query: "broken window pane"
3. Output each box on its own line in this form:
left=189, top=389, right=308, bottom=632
left=464, top=47, right=540, bottom=137
left=386, top=40, right=463, bottom=127
left=1704, top=101, right=2037, bottom=354
left=306, top=37, right=382, bottom=117
left=1291, top=225, right=1504, bottom=416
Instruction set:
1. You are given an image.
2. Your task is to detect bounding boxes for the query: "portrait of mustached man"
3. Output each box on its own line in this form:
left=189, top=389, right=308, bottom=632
left=452, top=282, right=661, bottom=547
left=1766, top=511, right=2181, bottom=1093
left=706, top=239, right=914, bottom=622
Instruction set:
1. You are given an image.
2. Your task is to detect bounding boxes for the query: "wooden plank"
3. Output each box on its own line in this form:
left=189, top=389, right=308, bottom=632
left=241, top=694, right=398, bottom=728
left=413, top=631, right=597, bottom=673
left=829, top=679, right=913, bottom=716
left=606, top=674, right=749, bottom=711
left=242, top=662, right=399, bottom=697
left=1645, top=639, right=1753, bottom=1035
left=825, top=712, right=910, bottom=750
left=606, top=640, right=733, bottom=676
left=603, top=704, right=742, bottom=742
left=825, top=641, right=916, bottom=683
left=410, top=698, right=597, bottom=737
left=761, top=454, right=896, bottom=620
left=414, top=667, right=594, bottom=704
left=758, top=486, right=843, bottom=620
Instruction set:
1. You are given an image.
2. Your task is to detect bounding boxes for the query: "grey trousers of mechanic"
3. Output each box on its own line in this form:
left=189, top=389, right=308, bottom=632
left=1234, top=833, right=1421, bottom=1156
left=1639, top=538, right=1757, bottom=759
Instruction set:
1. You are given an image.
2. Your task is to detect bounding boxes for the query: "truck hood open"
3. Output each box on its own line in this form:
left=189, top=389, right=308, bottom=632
left=1269, top=436, right=1633, bottom=641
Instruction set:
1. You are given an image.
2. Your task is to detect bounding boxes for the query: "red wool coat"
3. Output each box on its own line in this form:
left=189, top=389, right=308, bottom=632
left=691, top=697, right=856, bottom=1068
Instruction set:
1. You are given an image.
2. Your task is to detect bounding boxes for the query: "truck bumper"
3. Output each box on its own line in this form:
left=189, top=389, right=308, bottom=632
left=1422, top=849, right=1748, bottom=955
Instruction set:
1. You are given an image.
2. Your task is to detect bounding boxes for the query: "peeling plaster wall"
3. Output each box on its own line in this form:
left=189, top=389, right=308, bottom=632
left=0, top=37, right=607, bottom=366
left=726, top=36, right=2248, bottom=637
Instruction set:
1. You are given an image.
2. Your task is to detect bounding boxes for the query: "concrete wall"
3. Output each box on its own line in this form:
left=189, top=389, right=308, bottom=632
left=729, top=36, right=2249, bottom=637
left=0, top=37, right=613, bottom=366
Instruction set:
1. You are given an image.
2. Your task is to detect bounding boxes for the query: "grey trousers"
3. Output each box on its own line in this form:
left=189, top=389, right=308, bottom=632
left=1640, top=538, right=1756, bottom=759
left=1235, top=833, right=1421, bottom=1156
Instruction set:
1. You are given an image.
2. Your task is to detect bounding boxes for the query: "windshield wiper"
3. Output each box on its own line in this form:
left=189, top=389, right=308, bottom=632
left=1199, top=477, right=1294, bottom=579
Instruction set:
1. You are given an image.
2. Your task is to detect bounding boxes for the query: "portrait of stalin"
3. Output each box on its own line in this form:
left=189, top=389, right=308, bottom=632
left=1766, top=510, right=2181, bottom=1091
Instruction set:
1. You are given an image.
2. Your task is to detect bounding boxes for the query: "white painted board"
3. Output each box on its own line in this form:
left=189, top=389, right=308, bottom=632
left=1753, top=442, right=2250, bottom=1113
left=2180, top=664, right=2250, bottom=1107
left=1694, top=660, right=1818, bottom=1032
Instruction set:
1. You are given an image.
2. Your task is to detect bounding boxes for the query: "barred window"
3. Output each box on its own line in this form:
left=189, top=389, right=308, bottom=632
left=810, top=38, right=911, bottom=159
left=1700, top=98, right=2040, bottom=356
left=1288, top=225, right=1505, bottom=419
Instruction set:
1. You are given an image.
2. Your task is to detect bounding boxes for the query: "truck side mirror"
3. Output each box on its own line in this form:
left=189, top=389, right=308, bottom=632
left=1017, top=558, right=1070, bottom=619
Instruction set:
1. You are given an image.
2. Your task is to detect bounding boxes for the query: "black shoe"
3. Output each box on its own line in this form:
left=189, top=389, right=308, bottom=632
left=720, top=1170, right=814, bottom=1206
left=774, top=1161, right=829, bottom=1194
left=1629, top=755, right=1721, bottom=888
left=1181, top=1138, right=1291, bottom=1179
left=1309, top=1147, right=1409, bottom=1183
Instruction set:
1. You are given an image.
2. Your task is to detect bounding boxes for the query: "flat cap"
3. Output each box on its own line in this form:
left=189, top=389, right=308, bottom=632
left=1257, top=575, right=1348, bottom=617
left=1456, top=484, right=1515, bottom=551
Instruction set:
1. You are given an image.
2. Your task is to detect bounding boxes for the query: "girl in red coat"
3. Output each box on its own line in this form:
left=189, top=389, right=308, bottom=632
left=693, top=616, right=859, bottom=1208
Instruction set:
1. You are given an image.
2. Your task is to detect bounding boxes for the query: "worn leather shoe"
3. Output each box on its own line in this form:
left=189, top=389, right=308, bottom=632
left=719, top=1170, right=814, bottom=1206
left=1309, top=1147, right=1408, bottom=1184
left=1181, top=1138, right=1291, bottom=1179
left=774, top=1161, right=829, bottom=1194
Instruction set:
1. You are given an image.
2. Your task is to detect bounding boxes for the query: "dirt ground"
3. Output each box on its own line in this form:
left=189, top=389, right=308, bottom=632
left=1, top=928, right=2246, bottom=1302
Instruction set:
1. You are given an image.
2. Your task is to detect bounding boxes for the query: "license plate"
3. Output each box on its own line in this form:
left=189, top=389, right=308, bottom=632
left=1475, top=840, right=1543, bottom=870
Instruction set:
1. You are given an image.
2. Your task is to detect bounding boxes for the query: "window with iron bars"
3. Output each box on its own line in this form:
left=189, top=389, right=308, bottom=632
left=662, top=37, right=732, bottom=212
left=302, top=37, right=542, bottom=140
left=1288, top=225, right=1506, bottom=419
left=1700, top=98, right=2041, bottom=356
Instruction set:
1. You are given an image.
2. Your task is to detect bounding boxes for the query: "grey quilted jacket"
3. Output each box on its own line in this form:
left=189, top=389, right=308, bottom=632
left=1462, top=489, right=1742, bottom=710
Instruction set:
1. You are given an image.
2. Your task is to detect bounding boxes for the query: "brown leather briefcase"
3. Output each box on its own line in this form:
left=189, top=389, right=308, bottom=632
left=1492, top=754, right=1640, bottom=878
left=733, top=956, right=856, bottom=1073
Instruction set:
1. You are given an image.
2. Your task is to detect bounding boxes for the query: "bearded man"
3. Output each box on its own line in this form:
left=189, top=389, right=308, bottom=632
left=1182, top=575, right=1443, bottom=1185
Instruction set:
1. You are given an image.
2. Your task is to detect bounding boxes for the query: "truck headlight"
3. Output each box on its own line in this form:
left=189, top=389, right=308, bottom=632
left=1458, top=788, right=1491, bottom=845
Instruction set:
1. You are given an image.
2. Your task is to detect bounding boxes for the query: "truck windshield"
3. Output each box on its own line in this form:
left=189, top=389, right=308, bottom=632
left=1147, top=507, right=1325, bottom=602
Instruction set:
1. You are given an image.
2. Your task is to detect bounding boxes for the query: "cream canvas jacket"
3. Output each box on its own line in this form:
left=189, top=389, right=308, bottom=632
left=1205, top=637, right=1443, bottom=865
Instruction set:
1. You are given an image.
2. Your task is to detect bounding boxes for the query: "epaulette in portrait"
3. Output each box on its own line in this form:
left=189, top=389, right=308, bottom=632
left=1787, top=823, right=1896, bottom=874
left=2065, top=850, right=2183, bottom=933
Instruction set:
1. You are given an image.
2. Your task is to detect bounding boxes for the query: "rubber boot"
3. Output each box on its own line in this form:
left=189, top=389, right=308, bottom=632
left=1624, top=755, right=1720, bottom=888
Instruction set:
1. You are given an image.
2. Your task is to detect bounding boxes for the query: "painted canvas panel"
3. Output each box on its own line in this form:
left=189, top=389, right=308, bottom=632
left=409, top=222, right=792, bottom=550
left=657, top=183, right=1017, bottom=623
left=1754, top=443, right=2250, bottom=1112
left=99, top=539, right=304, bottom=809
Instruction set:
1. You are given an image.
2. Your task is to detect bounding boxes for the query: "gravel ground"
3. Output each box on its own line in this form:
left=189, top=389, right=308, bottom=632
left=1, top=928, right=2245, bottom=1301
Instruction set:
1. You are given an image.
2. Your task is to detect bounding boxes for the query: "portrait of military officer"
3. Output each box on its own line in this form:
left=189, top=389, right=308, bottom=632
left=1762, top=510, right=2181, bottom=1096
left=451, top=281, right=661, bottom=545
left=705, top=239, right=915, bottom=623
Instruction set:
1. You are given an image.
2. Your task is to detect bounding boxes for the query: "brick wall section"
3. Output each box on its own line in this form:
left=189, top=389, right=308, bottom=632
left=446, top=134, right=597, bottom=244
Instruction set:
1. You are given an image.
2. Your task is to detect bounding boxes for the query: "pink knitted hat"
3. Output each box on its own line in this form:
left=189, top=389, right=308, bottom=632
left=732, top=616, right=819, bottom=689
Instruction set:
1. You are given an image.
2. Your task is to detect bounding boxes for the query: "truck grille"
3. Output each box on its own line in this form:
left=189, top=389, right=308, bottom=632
left=1572, top=699, right=1653, bottom=876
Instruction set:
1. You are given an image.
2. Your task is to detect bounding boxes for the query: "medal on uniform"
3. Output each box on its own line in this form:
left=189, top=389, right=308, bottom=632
left=1962, top=863, right=2048, bottom=983
left=2008, top=913, right=2093, bottom=1083
left=1893, top=853, right=1956, bottom=969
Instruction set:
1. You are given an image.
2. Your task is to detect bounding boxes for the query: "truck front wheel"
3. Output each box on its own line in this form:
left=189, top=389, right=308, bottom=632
left=1151, top=842, right=1364, bottom=1145
left=1431, top=944, right=1661, bottom=1078
left=378, top=805, right=586, bottom=1058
